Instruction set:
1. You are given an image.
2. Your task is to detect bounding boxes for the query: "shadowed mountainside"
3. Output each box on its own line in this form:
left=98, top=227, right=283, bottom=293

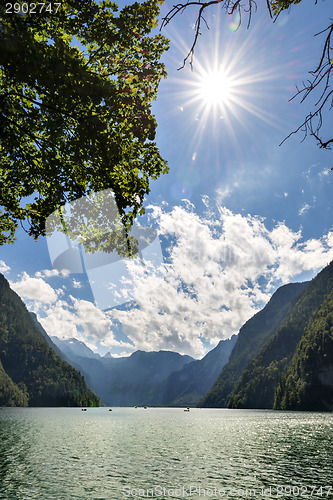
left=199, top=281, right=309, bottom=408
left=0, top=273, right=99, bottom=407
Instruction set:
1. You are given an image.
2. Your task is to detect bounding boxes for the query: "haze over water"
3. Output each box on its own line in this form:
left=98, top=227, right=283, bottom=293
left=0, top=407, right=332, bottom=499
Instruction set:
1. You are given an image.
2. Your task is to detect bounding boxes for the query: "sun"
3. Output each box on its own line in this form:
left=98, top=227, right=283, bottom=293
left=165, top=9, right=283, bottom=156
left=199, top=70, right=233, bottom=106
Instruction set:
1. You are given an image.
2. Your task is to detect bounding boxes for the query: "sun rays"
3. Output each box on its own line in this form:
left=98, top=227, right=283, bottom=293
left=157, top=4, right=288, bottom=164
left=199, top=70, right=234, bottom=107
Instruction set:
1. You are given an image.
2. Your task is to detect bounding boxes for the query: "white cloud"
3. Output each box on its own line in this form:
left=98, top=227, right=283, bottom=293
left=35, top=269, right=70, bottom=278
left=109, top=352, right=132, bottom=358
left=70, top=297, right=113, bottom=339
left=107, top=202, right=333, bottom=358
left=299, top=203, right=310, bottom=216
left=9, top=202, right=333, bottom=359
left=0, top=260, right=10, bottom=275
left=216, top=186, right=231, bottom=203
left=319, top=167, right=330, bottom=178
left=39, top=299, right=79, bottom=339
left=7, top=269, right=130, bottom=352
left=72, top=279, right=82, bottom=289
left=10, top=272, right=58, bottom=304
left=38, top=296, right=133, bottom=351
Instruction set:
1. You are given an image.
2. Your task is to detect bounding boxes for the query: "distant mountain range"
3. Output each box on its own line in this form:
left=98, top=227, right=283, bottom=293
left=51, top=336, right=101, bottom=360
left=52, top=335, right=236, bottom=407
left=0, top=273, right=99, bottom=407
left=149, top=336, right=236, bottom=406
left=2, top=259, right=333, bottom=410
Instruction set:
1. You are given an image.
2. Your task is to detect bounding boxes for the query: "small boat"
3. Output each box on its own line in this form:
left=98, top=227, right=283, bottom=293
left=144, top=406, right=147, bottom=409
left=109, top=409, right=112, bottom=411
left=184, top=407, right=190, bottom=412
left=81, top=408, right=87, bottom=411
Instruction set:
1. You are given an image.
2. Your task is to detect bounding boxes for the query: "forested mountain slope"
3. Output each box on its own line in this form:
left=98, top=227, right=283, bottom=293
left=274, top=288, right=333, bottom=411
left=199, top=281, right=309, bottom=407
left=0, top=273, right=99, bottom=407
left=228, top=261, right=333, bottom=409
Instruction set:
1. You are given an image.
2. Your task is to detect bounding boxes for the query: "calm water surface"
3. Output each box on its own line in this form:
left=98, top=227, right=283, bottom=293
left=0, top=408, right=332, bottom=499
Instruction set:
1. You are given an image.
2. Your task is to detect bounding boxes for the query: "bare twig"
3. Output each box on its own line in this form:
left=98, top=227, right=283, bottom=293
left=281, top=22, right=333, bottom=150
left=161, top=1, right=256, bottom=70
left=161, top=1, right=333, bottom=155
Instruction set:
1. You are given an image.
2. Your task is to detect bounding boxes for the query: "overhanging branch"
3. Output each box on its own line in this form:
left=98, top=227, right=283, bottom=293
left=161, top=0, right=258, bottom=70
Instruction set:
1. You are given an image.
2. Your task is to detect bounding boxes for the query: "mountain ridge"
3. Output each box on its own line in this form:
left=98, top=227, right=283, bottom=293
left=0, top=273, right=99, bottom=407
left=228, top=261, right=333, bottom=409
left=199, top=281, right=309, bottom=407
left=51, top=338, right=196, bottom=406
left=149, top=335, right=237, bottom=406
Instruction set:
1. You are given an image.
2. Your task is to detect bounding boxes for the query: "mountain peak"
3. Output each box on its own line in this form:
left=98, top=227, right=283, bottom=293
left=51, top=336, right=100, bottom=359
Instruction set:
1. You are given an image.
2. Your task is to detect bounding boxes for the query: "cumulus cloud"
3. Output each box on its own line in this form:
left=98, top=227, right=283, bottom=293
left=107, top=202, right=333, bottom=358
left=0, top=260, right=10, bottom=275
left=72, top=279, right=82, bottom=289
left=10, top=270, right=132, bottom=353
left=39, top=296, right=132, bottom=350
left=10, top=272, right=58, bottom=304
left=9, top=202, right=333, bottom=359
left=39, top=299, right=80, bottom=339
left=35, top=269, right=70, bottom=278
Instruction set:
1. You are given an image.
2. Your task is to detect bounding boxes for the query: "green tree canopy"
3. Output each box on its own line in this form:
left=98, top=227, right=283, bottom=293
left=0, top=0, right=169, bottom=247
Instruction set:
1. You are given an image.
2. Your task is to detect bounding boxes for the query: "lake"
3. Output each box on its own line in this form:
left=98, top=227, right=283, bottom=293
left=0, top=408, right=332, bottom=499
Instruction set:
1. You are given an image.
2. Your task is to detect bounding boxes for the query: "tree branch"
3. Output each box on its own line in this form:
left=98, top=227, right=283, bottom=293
left=281, top=22, right=333, bottom=150
left=161, top=0, right=257, bottom=70
left=161, top=1, right=333, bottom=156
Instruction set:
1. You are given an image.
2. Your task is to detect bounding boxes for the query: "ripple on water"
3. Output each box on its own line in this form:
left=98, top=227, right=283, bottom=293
left=0, top=408, right=333, bottom=499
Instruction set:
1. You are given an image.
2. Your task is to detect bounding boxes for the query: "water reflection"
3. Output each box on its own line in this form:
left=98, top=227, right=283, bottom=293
left=0, top=409, right=41, bottom=499
left=0, top=408, right=332, bottom=499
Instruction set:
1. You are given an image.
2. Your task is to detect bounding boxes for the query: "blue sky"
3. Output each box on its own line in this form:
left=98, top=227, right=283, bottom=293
left=1, top=1, right=333, bottom=358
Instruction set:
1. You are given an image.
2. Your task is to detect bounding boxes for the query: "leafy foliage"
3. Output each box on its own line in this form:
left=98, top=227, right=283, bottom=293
left=0, top=359, right=29, bottom=406
left=228, top=261, right=333, bottom=409
left=0, top=273, right=99, bottom=406
left=198, top=282, right=309, bottom=408
left=270, top=0, right=302, bottom=16
left=0, top=1, right=169, bottom=247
